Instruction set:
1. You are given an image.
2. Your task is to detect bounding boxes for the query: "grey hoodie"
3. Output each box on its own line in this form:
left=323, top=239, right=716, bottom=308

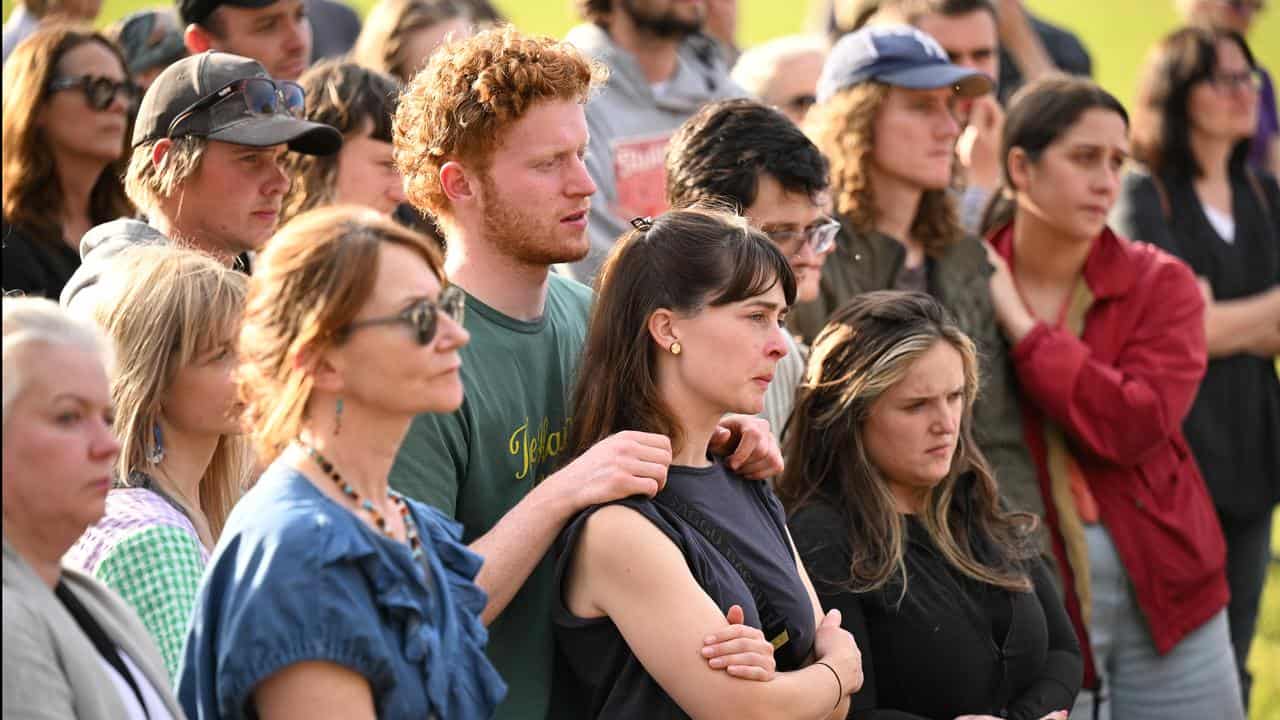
left=566, top=23, right=746, bottom=283
left=59, top=218, right=169, bottom=313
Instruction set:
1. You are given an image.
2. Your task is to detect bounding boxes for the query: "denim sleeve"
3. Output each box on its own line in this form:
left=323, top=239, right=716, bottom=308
left=184, top=524, right=397, bottom=720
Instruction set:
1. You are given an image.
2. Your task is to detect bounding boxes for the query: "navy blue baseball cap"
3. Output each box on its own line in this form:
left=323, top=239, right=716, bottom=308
left=816, top=25, right=993, bottom=103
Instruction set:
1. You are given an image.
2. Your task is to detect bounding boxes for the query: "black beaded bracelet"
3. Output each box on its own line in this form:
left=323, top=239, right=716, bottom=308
left=815, top=660, right=842, bottom=711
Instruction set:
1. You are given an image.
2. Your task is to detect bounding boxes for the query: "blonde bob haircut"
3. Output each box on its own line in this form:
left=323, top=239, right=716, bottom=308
left=2, top=296, right=114, bottom=428
left=85, top=244, right=251, bottom=540
left=237, top=206, right=444, bottom=464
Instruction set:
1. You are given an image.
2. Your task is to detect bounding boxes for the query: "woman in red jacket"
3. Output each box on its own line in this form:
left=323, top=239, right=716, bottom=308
left=980, top=75, right=1240, bottom=720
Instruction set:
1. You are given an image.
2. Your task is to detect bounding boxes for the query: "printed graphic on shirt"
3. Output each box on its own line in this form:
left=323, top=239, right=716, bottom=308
left=508, top=415, right=573, bottom=482
left=612, top=132, right=672, bottom=221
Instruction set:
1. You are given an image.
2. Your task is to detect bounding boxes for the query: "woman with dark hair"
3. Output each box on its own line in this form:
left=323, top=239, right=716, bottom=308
left=2, top=24, right=136, bottom=299
left=553, top=207, right=863, bottom=720
left=176, top=207, right=504, bottom=719
left=282, top=60, right=406, bottom=223
left=981, top=75, right=1240, bottom=720
left=283, top=59, right=444, bottom=246
left=1110, top=27, right=1279, bottom=704
left=780, top=290, right=1079, bottom=720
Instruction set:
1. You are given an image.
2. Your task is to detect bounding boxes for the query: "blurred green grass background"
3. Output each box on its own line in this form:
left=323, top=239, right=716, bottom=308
left=4, top=0, right=1278, bottom=109
left=4, top=0, right=1278, bottom=715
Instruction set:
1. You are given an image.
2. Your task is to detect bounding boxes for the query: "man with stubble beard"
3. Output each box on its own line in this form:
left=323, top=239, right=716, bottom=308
left=390, top=26, right=785, bottom=720
left=566, top=0, right=746, bottom=283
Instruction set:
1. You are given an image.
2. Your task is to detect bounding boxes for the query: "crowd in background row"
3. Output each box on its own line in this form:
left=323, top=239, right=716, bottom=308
left=1, top=0, right=1277, bottom=719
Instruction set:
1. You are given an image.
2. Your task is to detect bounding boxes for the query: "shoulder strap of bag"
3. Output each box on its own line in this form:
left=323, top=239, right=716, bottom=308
left=653, top=492, right=793, bottom=651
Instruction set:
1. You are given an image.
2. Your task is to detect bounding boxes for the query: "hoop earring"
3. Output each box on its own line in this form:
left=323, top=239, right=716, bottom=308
left=147, top=422, right=165, bottom=465
left=670, top=341, right=682, bottom=356
left=334, top=397, right=344, bottom=437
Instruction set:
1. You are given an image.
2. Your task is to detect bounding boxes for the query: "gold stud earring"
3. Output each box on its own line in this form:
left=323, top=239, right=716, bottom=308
left=670, top=341, right=682, bottom=355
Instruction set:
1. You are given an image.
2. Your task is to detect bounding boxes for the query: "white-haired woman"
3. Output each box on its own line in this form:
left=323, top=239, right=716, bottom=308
left=2, top=296, right=185, bottom=719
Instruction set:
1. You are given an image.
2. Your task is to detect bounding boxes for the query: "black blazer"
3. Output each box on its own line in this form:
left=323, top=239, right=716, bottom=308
left=1110, top=166, right=1280, bottom=514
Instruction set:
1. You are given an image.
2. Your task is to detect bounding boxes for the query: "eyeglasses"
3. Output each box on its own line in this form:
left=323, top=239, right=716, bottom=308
left=340, top=285, right=466, bottom=346
left=765, top=217, right=840, bottom=258
left=1220, top=0, right=1265, bottom=12
left=47, top=75, right=140, bottom=111
left=167, top=77, right=306, bottom=138
left=1208, top=69, right=1263, bottom=93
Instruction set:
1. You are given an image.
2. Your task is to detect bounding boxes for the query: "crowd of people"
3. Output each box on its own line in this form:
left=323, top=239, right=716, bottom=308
left=1, top=0, right=1276, bottom=718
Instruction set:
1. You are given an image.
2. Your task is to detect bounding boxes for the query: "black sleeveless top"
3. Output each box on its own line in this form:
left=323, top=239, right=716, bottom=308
left=551, top=459, right=817, bottom=719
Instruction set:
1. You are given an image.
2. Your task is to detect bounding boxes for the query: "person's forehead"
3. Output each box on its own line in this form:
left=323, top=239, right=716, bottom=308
left=494, top=99, right=588, bottom=152
left=916, top=9, right=997, bottom=46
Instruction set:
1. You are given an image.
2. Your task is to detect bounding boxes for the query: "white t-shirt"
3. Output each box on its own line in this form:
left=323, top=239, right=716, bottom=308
left=1203, top=204, right=1236, bottom=243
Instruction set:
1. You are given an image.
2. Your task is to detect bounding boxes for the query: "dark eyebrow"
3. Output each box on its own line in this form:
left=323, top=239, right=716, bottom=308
left=743, top=299, right=784, bottom=311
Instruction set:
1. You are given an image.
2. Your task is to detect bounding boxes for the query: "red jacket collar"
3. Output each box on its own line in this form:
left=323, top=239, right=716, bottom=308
left=987, top=222, right=1136, bottom=301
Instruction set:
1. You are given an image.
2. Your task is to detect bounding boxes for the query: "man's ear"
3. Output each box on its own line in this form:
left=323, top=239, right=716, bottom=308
left=151, top=138, right=174, bottom=170
left=184, top=23, right=214, bottom=53
left=439, top=161, right=475, bottom=204
left=646, top=308, right=680, bottom=354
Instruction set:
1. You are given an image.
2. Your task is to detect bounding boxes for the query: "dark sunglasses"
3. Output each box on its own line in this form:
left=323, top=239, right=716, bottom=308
left=341, top=285, right=466, bottom=346
left=766, top=217, right=840, bottom=258
left=47, top=75, right=140, bottom=111
left=167, top=77, right=306, bottom=138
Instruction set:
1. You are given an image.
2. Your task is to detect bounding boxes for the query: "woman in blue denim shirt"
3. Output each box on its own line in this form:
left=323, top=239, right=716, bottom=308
left=176, top=207, right=505, bottom=719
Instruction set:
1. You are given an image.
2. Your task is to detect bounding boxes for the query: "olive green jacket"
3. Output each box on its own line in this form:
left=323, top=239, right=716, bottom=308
left=790, top=218, right=1043, bottom=520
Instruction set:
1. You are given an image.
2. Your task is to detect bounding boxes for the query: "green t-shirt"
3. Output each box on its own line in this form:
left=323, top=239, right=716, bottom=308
left=390, top=273, right=593, bottom=720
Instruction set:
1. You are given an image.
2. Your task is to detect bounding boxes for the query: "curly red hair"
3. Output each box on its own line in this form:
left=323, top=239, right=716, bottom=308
left=393, top=25, right=606, bottom=224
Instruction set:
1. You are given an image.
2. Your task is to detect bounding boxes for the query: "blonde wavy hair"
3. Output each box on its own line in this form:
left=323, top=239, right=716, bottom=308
left=392, top=24, right=606, bottom=225
left=86, top=245, right=250, bottom=540
left=237, top=206, right=444, bottom=464
left=806, top=82, right=961, bottom=255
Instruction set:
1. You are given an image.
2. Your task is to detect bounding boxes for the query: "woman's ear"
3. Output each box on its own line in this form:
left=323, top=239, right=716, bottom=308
left=1006, top=147, right=1031, bottom=194
left=647, top=308, right=680, bottom=354
left=293, top=341, right=345, bottom=395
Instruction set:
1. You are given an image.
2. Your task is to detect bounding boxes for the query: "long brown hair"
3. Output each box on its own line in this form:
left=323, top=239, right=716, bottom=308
left=2, top=24, right=133, bottom=242
left=237, top=207, right=444, bottom=464
left=777, top=291, right=1037, bottom=599
left=1132, top=26, right=1255, bottom=179
left=806, top=81, right=960, bottom=256
left=566, top=207, right=796, bottom=460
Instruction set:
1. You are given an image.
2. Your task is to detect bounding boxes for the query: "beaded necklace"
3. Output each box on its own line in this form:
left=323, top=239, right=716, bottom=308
left=298, top=441, right=424, bottom=562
